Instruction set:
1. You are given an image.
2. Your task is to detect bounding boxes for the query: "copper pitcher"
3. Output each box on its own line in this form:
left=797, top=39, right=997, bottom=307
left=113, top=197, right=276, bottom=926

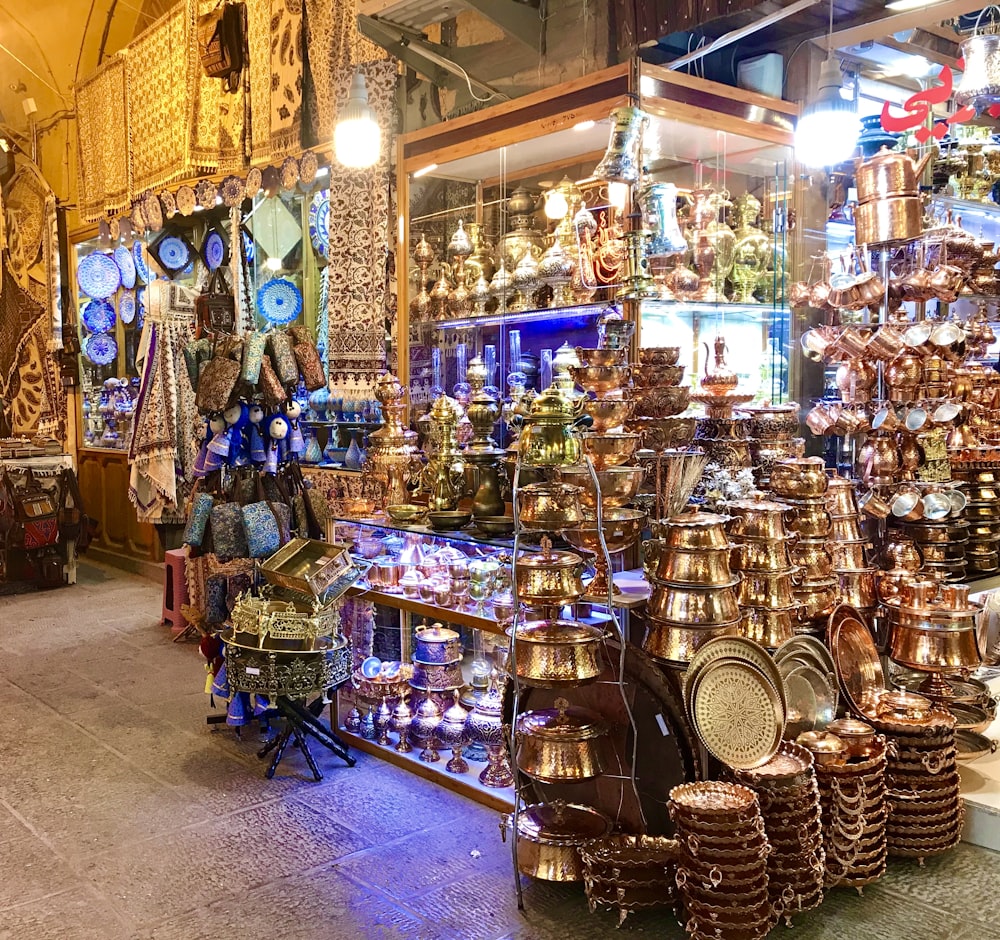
left=854, top=147, right=935, bottom=202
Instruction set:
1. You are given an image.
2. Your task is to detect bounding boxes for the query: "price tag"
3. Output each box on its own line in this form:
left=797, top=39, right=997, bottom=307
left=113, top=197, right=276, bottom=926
left=245, top=667, right=261, bottom=676
left=655, top=712, right=671, bottom=737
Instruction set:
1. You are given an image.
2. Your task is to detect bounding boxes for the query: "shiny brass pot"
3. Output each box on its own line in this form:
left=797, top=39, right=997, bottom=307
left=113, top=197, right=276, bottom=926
left=736, top=570, right=798, bottom=608
left=570, top=364, right=631, bottom=396
left=794, top=577, right=838, bottom=620
left=658, top=512, right=731, bottom=550
left=515, top=703, right=607, bottom=782
left=510, top=802, right=612, bottom=882
left=831, top=539, right=870, bottom=570
left=519, top=482, right=585, bottom=530
left=581, top=432, right=641, bottom=470
left=641, top=617, right=742, bottom=664
left=731, top=539, right=795, bottom=573
left=830, top=514, right=864, bottom=541
left=789, top=502, right=832, bottom=538
left=738, top=402, right=800, bottom=440
left=836, top=567, right=879, bottom=608
left=580, top=397, right=634, bottom=432
left=770, top=457, right=828, bottom=498
left=655, top=546, right=737, bottom=585
left=855, top=195, right=923, bottom=245
left=740, top=605, right=801, bottom=649
left=515, top=540, right=587, bottom=607
left=647, top=582, right=741, bottom=625
left=788, top=539, right=833, bottom=578
left=509, top=619, right=605, bottom=686
left=556, top=465, right=644, bottom=509
left=726, top=497, right=796, bottom=541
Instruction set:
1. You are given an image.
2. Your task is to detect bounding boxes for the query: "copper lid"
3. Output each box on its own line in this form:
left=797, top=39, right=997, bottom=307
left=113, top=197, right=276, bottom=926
left=517, top=536, right=584, bottom=571
left=516, top=700, right=607, bottom=741
left=511, top=619, right=604, bottom=645
left=414, top=623, right=459, bottom=644
left=517, top=801, right=612, bottom=845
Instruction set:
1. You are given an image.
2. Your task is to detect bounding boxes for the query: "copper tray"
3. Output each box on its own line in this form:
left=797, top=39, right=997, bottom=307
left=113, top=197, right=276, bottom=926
left=828, top=604, right=885, bottom=720
left=684, top=635, right=788, bottom=719
left=670, top=781, right=759, bottom=818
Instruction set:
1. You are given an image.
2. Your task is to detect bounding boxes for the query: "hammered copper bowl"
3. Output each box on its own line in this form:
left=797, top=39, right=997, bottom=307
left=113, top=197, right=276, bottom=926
left=647, top=582, right=741, bottom=624
left=790, top=503, right=832, bottom=538
left=574, top=346, right=626, bottom=367
left=739, top=404, right=801, bottom=440
left=631, top=385, right=691, bottom=418
left=581, top=397, right=634, bottom=432
left=580, top=432, right=641, bottom=470
left=793, top=577, right=838, bottom=620
left=639, top=346, right=681, bottom=366
left=633, top=363, right=685, bottom=387
left=519, top=482, right=585, bottom=530
left=769, top=457, right=829, bottom=498
left=740, top=605, right=800, bottom=648
left=788, top=540, right=834, bottom=578
left=736, top=570, right=798, bottom=608
left=731, top=539, right=794, bottom=572
left=654, top=546, right=737, bottom=585
left=515, top=705, right=608, bottom=782
left=570, top=364, right=630, bottom=396
left=556, top=465, right=645, bottom=510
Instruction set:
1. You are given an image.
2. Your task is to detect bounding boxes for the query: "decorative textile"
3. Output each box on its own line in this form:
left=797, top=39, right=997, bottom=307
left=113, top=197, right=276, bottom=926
left=75, top=55, right=130, bottom=220
left=126, top=7, right=193, bottom=195
left=189, top=0, right=222, bottom=171
left=0, top=266, right=45, bottom=408
left=9, top=326, right=47, bottom=435
left=326, top=59, right=396, bottom=392
left=301, top=0, right=381, bottom=145
left=5, top=163, right=48, bottom=271
left=128, top=280, right=197, bottom=522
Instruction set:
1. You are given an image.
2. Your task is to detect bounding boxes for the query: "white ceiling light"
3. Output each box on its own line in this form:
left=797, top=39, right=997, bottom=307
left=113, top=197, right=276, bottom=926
left=334, top=73, right=381, bottom=170
left=885, top=0, right=949, bottom=11
left=795, top=1, right=859, bottom=168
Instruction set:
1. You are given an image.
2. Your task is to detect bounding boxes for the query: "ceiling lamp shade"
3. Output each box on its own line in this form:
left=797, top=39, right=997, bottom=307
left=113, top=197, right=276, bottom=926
left=795, top=58, right=860, bottom=168
left=334, top=73, right=381, bottom=169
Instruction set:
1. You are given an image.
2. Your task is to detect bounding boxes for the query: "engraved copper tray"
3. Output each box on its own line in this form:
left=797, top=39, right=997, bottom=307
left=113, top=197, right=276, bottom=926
left=828, top=604, right=885, bottom=720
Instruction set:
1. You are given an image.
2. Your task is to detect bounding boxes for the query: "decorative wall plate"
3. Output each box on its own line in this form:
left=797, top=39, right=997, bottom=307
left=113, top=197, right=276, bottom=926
left=196, top=179, right=218, bottom=208
left=154, top=234, right=192, bottom=274
left=143, top=193, right=163, bottom=232
left=309, top=191, right=329, bottom=259
left=299, top=151, right=318, bottom=186
left=691, top=658, right=784, bottom=770
left=136, top=287, right=146, bottom=328
left=159, top=190, right=177, bottom=218
left=119, top=290, right=137, bottom=325
left=114, top=245, right=136, bottom=289
left=280, top=156, right=300, bottom=190
left=77, top=251, right=121, bottom=299
left=828, top=604, right=885, bottom=720
left=246, top=167, right=262, bottom=195
left=133, top=240, right=153, bottom=284
left=84, top=332, right=118, bottom=366
left=684, top=635, right=786, bottom=719
left=177, top=185, right=196, bottom=216
left=257, top=277, right=302, bottom=324
left=221, top=175, right=245, bottom=208
left=202, top=229, right=227, bottom=271
left=131, top=203, right=146, bottom=236
left=82, top=298, right=116, bottom=333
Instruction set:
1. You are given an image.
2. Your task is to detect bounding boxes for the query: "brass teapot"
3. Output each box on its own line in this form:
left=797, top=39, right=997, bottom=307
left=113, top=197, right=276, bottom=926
left=854, top=147, right=935, bottom=202
left=700, top=334, right=739, bottom=396
left=515, top=383, right=589, bottom=468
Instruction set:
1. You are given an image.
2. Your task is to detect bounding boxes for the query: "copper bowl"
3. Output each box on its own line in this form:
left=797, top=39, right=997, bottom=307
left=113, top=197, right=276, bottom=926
left=580, top=397, right=634, bottom=432
left=788, top=539, right=834, bottom=578
left=511, top=802, right=612, bottom=882
left=639, top=346, right=681, bottom=366
left=642, top=617, right=741, bottom=665
left=556, top=465, right=645, bottom=509
left=740, top=605, right=801, bottom=649
left=654, top=546, right=738, bottom=585
left=518, top=482, right=586, bottom=530
left=789, top=502, right=833, bottom=538
left=574, top=346, right=626, bottom=367
left=627, top=415, right=697, bottom=450
left=738, top=402, right=801, bottom=440
left=647, top=583, right=741, bottom=624
left=475, top=515, right=516, bottom=536
left=633, top=364, right=685, bottom=387
left=386, top=503, right=429, bottom=525
left=794, top=577, right=838, bottom=620
left=731, top=539, right=795, bottom=572
left=631, top=385, right=690, bottom=418
left=736, top=570, right=798, bottom=608
left=580, top=432, right=641, bottom=470
left=427, top=510, right=472, bottom=531
left=570, top=364, right=630, bottom=395
left=826, top=718, right=877, bottom=758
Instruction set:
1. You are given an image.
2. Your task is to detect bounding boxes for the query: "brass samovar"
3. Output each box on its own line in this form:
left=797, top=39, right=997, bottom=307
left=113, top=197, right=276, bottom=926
left=464, top=356, right=506, bottom=518
left=364, top=373, right=422, bottom=509
left=418, top=395, right=466, bottom=511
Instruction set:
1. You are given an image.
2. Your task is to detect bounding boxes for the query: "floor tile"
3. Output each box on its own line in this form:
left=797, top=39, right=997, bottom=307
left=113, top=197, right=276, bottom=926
left=0, top=887, right=132, bottom=940
left=0, top=835, right=76, bottom=912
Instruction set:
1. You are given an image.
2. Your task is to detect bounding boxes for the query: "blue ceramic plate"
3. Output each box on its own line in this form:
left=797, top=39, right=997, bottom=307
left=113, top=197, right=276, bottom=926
left=77, top=251, right=121, bottom=299
left=157, top=235, right=190, bottom=272
left=82, top=299, right=116, bottom=334
left=309, top=191, right=329, bottom=259
left=360, top=656, right=382, bottom=679
left=257, top=277, right=302, bottom=324
left=84, top=332, right=118, bottom=366
left=133, top=240, right=153, bottom=284
left=114, top=245, right=136, bottom=289
left=203, top=230, right=226, bottom=271
left=119, top=290, right=137, bottom=325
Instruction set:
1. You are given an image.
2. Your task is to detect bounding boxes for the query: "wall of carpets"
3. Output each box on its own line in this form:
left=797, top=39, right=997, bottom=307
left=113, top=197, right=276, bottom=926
left=0, top=159, right=66, bottom=441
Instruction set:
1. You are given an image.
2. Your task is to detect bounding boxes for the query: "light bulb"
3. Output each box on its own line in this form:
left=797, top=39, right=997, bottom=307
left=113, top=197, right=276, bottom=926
left=544, top=190, right=569, bottom=220
left=334, top=73, right=381, bottom=169
left=608, top=182, right=629, bottom=212
left=794, top=58, right=859, bottom=168
left=264, top=256, right=282, bottom=272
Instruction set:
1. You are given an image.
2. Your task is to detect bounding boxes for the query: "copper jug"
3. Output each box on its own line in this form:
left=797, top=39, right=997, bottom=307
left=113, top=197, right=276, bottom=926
left=701, top=334, right=739, bottom=396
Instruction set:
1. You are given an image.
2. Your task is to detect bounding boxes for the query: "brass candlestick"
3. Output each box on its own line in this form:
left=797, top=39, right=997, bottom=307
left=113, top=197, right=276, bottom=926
left=410, top=234, right=436, bottom=322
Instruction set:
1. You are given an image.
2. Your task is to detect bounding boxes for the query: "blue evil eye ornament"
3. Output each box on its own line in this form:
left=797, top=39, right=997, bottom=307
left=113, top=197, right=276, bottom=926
left=82, top=299, right=116, bottom=334
left=77, top=251, right=121, bottom=299
left=257, top=278, right=303, bottom=325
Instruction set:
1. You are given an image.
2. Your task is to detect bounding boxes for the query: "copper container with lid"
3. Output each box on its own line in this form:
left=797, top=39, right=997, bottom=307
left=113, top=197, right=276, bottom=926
left=506, top=801, right=612, bottom=881
left=515, top=699, right=608, bottom=782
left=654, top=545, right=738, bottom=586
left=826, top=718, right=877, bottom=758
left=737, top=569, right=799, bottom=608
left=508, top=619, right=605, bottom=686
left=770, top=457, right=828, bottom=498
left=413, top=623, right=462, bottom=664
left=889, top=582, right=983, bottom=674
left=726, top=495, right=796, bottom=541
left=518, top=481, right=586, bottom=530
left=656, top=512, right=731, bottom=550
left=515, top=536, right=586, bottom=607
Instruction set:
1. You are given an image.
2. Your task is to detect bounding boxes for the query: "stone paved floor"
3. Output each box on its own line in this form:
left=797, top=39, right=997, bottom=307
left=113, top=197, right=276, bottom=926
left=1, top=560, right=999, bottom=939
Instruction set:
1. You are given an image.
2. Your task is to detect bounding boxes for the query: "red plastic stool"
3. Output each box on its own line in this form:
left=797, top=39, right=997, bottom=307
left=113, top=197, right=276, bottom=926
left=162, top=548, right=188, bottom=630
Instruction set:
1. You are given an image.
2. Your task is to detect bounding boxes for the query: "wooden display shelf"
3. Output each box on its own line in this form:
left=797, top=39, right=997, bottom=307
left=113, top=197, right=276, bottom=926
left=347, top=584, right=507, bottom=634
left=336, top=725, right=514, bottom=812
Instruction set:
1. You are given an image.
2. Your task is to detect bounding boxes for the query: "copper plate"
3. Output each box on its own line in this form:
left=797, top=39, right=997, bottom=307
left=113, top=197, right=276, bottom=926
left=828, top=604, right=885, bottom=720
left=691, top=658, right=785, bottom=769
left=670, top=781, right=759, bottom=817
left=684, top=635, right=788, bottom=718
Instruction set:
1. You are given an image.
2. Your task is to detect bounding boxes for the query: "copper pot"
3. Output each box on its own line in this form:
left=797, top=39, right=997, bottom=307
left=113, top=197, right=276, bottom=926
left=740, top=605, right=801, bottom=649
left=736, top=570, right=798, bottom=608
left=570, top=364, right=631, bottom=396
left=866, top=325, right=905, bottom=360
left=726, top=496, right=796, bottom=541
left=556, top=465, right=644, bottom=509
left=836, top=567, right=879, bottom=608
left=580, top=432, right=641, bottom=471
left=770, top=457, right=828, bottom=498
left=509, top=802, right=612, bottom=881
left=639, top=346, right=681, bottom=366
left=509, top=619, right=605, bottom=686
left=413, top=624, right=462, bottom=663
left=826, top=718, right=877, bottom=759
left=788, top=539, right=833, bottom=578
left=830, top=539, right=869, bottom=570
left=738, top=402, right=800, bottom=440
left=830, top=514, right=864, bottom=541
left=855, top=195, right=923, bottom=245
left=580, top=397, right=634, bottom=432
left=515, top=539, right=587, bottom=607
left=654, top=546, right=737, bottom=586
left=519, top=482, right=585, bottom=530
left=731, top=539, right=795, bottom=573
left=641, top=617, right=741, bottom=664
left=889, top=584, right=982, bottom=673
left=794, top=577, right=838, bottom=621
left=789, top=501, right=832, bottom=538
left=854, top=148, right=934, bottom=203
left=515, top=702, right=608, bottom=782
left=647, top=582, right=741, bottom=625
left=658, top=512, right=730, bottom=550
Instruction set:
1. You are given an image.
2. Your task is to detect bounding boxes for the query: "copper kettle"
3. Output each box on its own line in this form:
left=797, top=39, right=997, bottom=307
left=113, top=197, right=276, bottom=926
left=701, top=334, right=739, bottom=395
left=854, top=147, right=935, bottom=203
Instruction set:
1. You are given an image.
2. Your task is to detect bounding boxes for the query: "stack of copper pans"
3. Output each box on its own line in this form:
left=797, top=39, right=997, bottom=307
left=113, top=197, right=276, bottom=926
left=810, top=730, right=889, bottom=891
left=579, top=835, right=679, bottom=927
left=669, top=782, right=775, bottom=940
left=873, top=700, right=964, bottom=863
left=954, top=467, right=1000, bottom=575
left=731, top=742, right=824, bottom=924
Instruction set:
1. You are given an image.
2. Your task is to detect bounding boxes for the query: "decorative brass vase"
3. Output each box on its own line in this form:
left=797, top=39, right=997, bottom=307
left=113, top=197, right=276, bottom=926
left=730, top=193, right=768, bottom=303
left=364, top=373, right=422, bottom=510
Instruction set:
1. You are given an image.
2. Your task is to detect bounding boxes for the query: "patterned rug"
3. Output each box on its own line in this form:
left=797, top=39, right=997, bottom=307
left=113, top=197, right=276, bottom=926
left=75, top=55, right=130, bottom=220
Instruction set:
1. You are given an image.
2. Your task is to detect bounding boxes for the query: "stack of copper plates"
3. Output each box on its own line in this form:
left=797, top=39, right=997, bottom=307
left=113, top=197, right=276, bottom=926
left=875, top=706, right=964, bottom=862
left=669, top=782, right=775, bottom=940
left=814, top=734, right=889, bottom=890
left=732, top=742, right=824, bottom=924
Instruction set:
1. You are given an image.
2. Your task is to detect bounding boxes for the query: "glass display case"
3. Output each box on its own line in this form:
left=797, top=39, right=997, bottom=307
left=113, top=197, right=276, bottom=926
left=396, top=61, right=801, bottom=435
